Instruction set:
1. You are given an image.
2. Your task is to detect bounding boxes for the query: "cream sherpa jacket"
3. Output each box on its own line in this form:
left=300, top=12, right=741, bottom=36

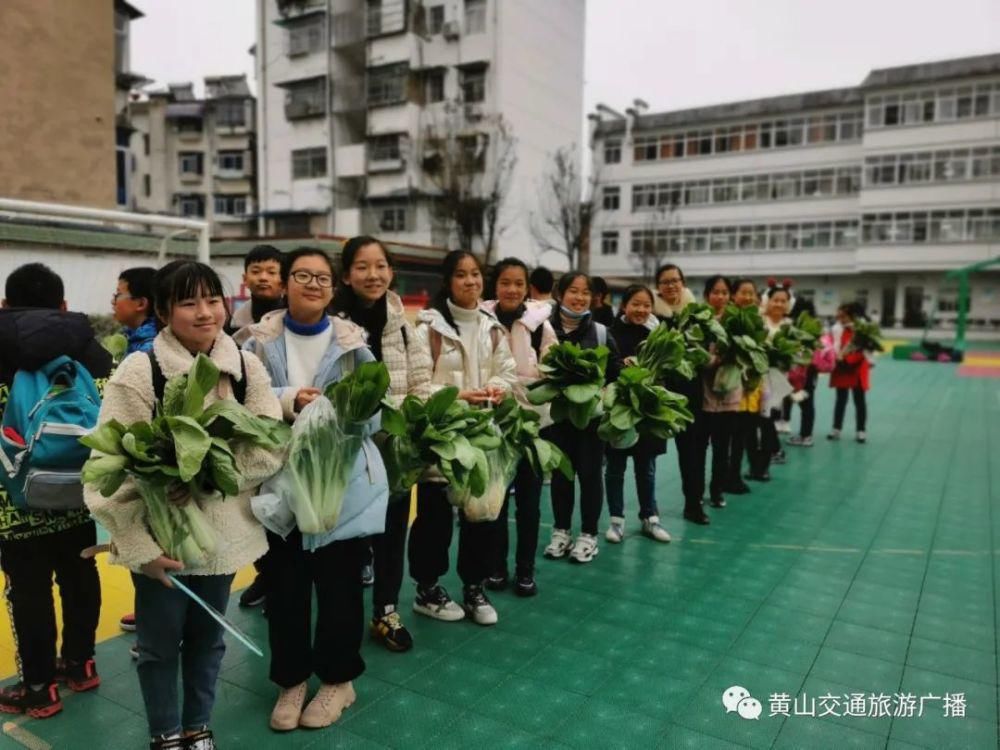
left=653, top=287, right=696, bottom=319
left=84, top=328, right=283, bottom=575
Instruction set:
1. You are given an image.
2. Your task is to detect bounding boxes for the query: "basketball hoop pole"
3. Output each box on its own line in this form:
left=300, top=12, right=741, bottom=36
left=0, top=197, right=211, bottom=263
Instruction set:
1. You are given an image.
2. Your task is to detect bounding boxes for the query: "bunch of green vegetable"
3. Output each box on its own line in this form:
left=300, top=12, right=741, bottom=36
left=848, top=320, right=884, bottom=353
left=101, top=333, right=128, bottom=366
left=491, top=397, right=572, bottom=480
left=526, top=342, right=608, bottom=428
left=380, top=387, right=502, bottom=497
left=766, top=312, right=823, bottom=372
left=80, top=354, right=291, bottom=566
left=635, top=325, right=694, bottom=380
left=280, top=361, right=390, bottom=534
left=713, top=304, right=769, bottom=393
left=659, top=303, right=728, bottom=373
left=597, top=366, right=694, bottom=449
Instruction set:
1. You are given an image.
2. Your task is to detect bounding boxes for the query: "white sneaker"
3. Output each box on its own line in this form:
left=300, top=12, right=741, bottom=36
left=569, top=533, right=599, bottom=564
left=776, top=420, right=791, bottom=434
left=790, top=390, right=808, bottom=403
left=413, top=584, right=465, bottom=622
left=856, top=431, right=867, bottom=444
left=462, top=585, right=498, bottom=626
left=544, top=528, right=574, bottom=559
left=605, top=517, right=625, bottom=544
left=827, top=429, right=841, bottom=441
left=641, top=516, right=671, bottom=543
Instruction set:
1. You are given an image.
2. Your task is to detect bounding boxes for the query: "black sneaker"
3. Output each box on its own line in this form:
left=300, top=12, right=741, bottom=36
left=684, top=507, right=711, bottom=525
left=413, top=584, right=465, bottom=621
left=745, top=472, right=771, bottom=482
left=184, top=728, right=216, bottom=750
left=514, top=575, right=538, bottom=597
left=462, top=584, right=498, bottom=626
left=709, top=495, right=726, bottom=508
left=485, top=572, right=508, bottom=591
left=149, top=736, right=185, bottom=750
left=724, top=481, right=751, bottom=495
left=55, top=657, right=100, bottom=692
left=370, top=610, right=414, bottom=652
left=238, top=575, right=267, bottom=608
left=0, top=682, right=62, bottom=719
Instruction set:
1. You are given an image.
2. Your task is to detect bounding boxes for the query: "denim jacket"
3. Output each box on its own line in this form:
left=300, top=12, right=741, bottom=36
left=243, top=310, right=388, bottom=550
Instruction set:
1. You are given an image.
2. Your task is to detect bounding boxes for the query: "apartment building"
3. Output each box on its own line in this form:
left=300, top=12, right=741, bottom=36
left=129, top=76, right=258, bottom=238
left=589, top=53, right=1000, bottom=329
left=255, top=0, right=585, bottom=258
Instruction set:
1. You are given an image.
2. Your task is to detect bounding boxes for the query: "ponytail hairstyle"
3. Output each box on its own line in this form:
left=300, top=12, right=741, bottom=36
left=617, top=284, right=655, bottom=318
left=429, top=249, right=481, bottom=333
left=329, top=235, right=394, bottom=316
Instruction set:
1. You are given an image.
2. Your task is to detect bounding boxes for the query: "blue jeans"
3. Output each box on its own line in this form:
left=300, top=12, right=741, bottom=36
left=605, top=449, right=658, bottom=520
left=132, top=572, right=234, bottom=737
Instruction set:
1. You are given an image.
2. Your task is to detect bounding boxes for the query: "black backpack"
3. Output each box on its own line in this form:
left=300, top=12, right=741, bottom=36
left=147, top=352, right=248, bottom=405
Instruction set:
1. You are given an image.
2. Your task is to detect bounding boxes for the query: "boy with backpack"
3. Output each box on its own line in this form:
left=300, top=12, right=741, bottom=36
left=0, top=263, right=111, bottom=718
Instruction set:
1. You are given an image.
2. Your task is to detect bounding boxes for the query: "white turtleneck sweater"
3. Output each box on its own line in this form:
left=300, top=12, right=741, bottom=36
left=447, top=299, right=482, bottom=388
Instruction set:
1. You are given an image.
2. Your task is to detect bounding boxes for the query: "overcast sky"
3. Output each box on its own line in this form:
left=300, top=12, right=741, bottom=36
left=131, top=0, right=1000, bottom=115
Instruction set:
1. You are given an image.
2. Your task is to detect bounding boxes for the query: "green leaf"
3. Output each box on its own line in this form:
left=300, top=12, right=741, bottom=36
left=121, top=432, right=159, bottom=464
left=526, top=383, right=559, bottom=405
left=80, top=454, right=128, bottom=496
left=79, top=420, right=127, bottom=455
left=182, top=354, right=222, bottom=417
left=164, top=416, right=212, bottom=482
left=425, top=386, right=459, bottom=420
left=207, top=445, right=241, bottom=497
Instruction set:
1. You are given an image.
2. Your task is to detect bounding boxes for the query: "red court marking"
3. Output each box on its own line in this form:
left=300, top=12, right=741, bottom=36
left=957, top=365, right=1000, bottom=378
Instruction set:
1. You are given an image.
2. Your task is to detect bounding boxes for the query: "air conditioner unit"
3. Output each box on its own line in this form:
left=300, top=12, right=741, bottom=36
left=442, top=20, right=460, bottom=40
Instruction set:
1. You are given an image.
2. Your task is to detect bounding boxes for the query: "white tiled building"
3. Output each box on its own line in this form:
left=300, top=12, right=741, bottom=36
left=128, top=76, right=257, bottom=238
left=589, top=53, right=1000, bottom=329
left=254, top=0, right=585, bottom=259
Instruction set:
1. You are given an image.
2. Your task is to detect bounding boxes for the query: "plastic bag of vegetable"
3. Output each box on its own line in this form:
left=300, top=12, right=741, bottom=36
left=447, top=442, right=519, bottom=522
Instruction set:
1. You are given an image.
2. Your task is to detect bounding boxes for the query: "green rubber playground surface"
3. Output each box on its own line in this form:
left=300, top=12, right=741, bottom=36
left=2, top=356, right=998, bottom=749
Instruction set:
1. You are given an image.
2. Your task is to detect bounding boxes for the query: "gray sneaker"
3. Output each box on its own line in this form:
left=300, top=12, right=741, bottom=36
left=787, top=435, right=814, bottom=447
left=641, top=516, right=671, bottom=543
left=413, top=584, right=465, bottom=622
left=605, top=517, right=625, bottom=544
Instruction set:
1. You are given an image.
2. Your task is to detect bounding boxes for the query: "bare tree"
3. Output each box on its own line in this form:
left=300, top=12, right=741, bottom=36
left=422, top=112, right=517, bottom=266
left=530, top=145, right=598, bottom=271
left=630, top=203, right=679, bottom=283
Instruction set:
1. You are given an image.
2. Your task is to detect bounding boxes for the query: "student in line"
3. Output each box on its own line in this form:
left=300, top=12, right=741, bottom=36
left=244, top=248, right=388, bottom=731
left=480, top=257, right=557, bottom=596
left=786, top=297, right=819, bottom=447
left=731, top=278, right=764, bottom=486
left=410, top=251, right=517, bottom=625
left=604, top=285, right=671, bottom=544
left=828, top=302, right=871, bottom=444
left=543, top=272, right=621, bottom=564
left=85, top=261, right=284, bottom=749
left=331, top=235, right=432, bottom=652
left=113, top=266, right=159, bottom=356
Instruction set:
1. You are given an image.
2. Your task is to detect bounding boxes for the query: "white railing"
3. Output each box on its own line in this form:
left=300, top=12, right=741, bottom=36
left=0, top=197, right=211, bottom=263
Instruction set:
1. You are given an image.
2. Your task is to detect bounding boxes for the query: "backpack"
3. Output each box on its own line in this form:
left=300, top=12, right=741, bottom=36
left=147, top=351, right=247, bottom=405
left=0, top=356, right=101, bottom=511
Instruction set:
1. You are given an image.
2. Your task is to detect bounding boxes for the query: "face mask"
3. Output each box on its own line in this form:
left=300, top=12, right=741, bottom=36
left=560, top=305, right=591, bottom=321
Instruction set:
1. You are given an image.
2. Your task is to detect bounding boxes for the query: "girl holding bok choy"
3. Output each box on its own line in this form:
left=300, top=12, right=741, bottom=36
left=331, top=235, right=433, bottom=654
left=243, top=247, right=388, bottom=733
left=411, top=250, right=518, bottom=626
left=604, top=285, right=671, bottom=545
left=701, top=275, right=741, bottom=509
left=543, top=272, right=622, bottom=565
left=480, top=257, right=558, bottom=597
left=84, top=261, right=285, bottom=750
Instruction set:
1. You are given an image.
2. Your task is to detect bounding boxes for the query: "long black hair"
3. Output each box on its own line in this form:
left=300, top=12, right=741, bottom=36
left=429, top=250, right=482, bottom=333
left=617, top=284, right=654, bottom=317
left=555, top=271, right=592, bottom=299
left=153, top=261, right=228, bottom=326
left=702, top=274, right=731, bottom=300
left=329, top=235, right=394, bottom=316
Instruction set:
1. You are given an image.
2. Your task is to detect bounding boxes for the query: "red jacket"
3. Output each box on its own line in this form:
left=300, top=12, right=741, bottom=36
left=829, top=327, right=870, bottom=391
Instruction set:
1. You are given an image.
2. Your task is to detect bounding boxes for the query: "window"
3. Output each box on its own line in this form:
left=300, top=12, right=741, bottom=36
left=600, top=231, right=619, bottom=256
left=603, top=139, right=621, bottom=164
left=215, top=100, right=246, bottom=127
left=367, top=0, right=406, bottom=36
left=367, top=63, right=408, bottom=107
left=633, top=136, right=657, bottom=162
left=177, top=195, right=204, bottom=217
left=288, top=17, right=324, bottom=56
left=176, top=117, right=202, bottom=134
left=291, top=147, right=327, bottom=179
left=368, top=134, right=402, bottom=162
left=142, top=134, right=150, bottom=155
left=143, top=174, right=150, bottom=197
left=274, top=214, right=311, bottom=236
left=214, top=195, right=247, bottom=216
left=284, top=77, right=326, bottom=119
left=602, top=186, right=620, bottom=211
left=427, top=5, right=445, bottom=34
left=425, top=69, right=445, bottom=103
left=464, top=0, right=486, bottom=34
left=631, top=184, right=656, bottom=211
left=460, top=66, right=486, bottom=103
left=178, top=152, right=203, bottom=175
left=862, top=207, right=1000, bottom=244
left=217, top=151, right=244, bottom=172
left=377, top=204, right=407, bottom=231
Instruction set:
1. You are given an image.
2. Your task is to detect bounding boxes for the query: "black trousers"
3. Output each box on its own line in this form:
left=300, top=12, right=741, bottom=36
left=746, top=414, right=776, bottom=477
left=833, top=387, right=867, bottom=431
left=0, top=522, right=101, bottom=685
left=783, top=367, right=818, bottom=438
left=408, top=482, right=495, bottom=588
left=371, top=494, right=410, bottom=616
left=549, top=422, right=604, bottom=536
left=707, top=412, right=742, bottom=497
left=265, top=530, right=366, bottom=688
left=675, top=410, right=709, bottom=511
left=493, top=458, right=543, bottom=578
